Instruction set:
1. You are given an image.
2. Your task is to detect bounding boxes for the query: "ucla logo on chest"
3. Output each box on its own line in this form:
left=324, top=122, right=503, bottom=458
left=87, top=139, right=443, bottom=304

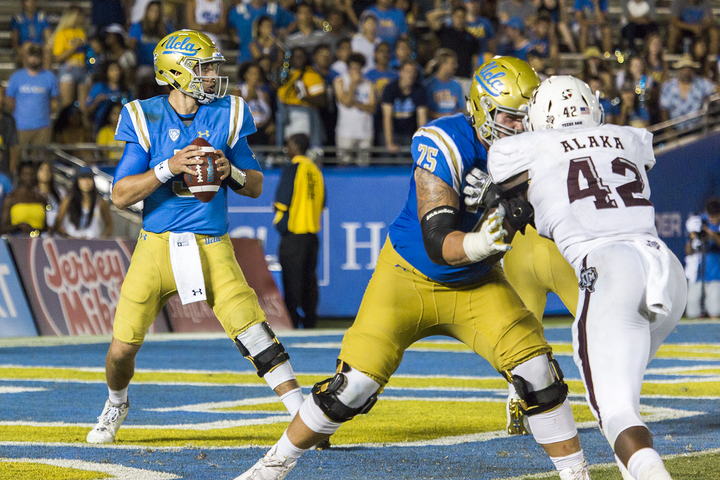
left=169, top=129, right=180, bottom=141
left=476, top=61, right=506, bottom=97
left=163, top=36, right=199, bottom=55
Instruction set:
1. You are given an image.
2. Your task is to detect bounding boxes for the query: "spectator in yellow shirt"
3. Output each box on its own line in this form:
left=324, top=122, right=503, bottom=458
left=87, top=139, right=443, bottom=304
left=95, top=102, right=125, bottom=161
left=276, top=46, right=327, bottom=147
left=50, top=6, right=90, bottom=109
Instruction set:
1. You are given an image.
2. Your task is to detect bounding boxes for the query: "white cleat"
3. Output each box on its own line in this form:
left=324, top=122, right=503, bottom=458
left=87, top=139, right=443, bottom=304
left=638, top=464, right=673, bottom=480
left=235, top=445, right=297, bottom=480
left=86, top=399, right=129, bottom=444
left=559, top=461, right=592, bottom=480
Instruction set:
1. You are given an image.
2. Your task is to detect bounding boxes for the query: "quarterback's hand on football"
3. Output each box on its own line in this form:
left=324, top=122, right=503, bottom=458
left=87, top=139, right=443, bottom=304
left=462, top=204, right=512, bottom=263
left=168, top=145, right=204, bottom=176
left=463, top=167, right=501, bottom=213
left=215, top=150, right=231, bottom=180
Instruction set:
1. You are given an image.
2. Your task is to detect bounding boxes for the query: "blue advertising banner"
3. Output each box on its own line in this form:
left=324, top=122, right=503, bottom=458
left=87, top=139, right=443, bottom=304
left=0, top=239, right=37, bottom=337
left=228, top=133, right=720, bottom=318
left=228, top=166, right=410, bottom=317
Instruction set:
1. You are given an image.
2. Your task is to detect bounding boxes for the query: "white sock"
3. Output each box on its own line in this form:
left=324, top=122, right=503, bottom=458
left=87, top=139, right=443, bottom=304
left=280, top=388, right=304, bottom=417
left=275, top=431, right=309, bottom=461
left=108, top=386, right=128, bottom=405
left=550, top=449, right=585, bottom=471
left=627, top=448, right=665, bottom=480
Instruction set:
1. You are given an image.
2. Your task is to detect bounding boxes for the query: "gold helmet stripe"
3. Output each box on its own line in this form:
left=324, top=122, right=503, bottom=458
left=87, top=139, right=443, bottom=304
left=415, top=127, right=462, bottom=193
left=126, top=100, right=151, bottom=152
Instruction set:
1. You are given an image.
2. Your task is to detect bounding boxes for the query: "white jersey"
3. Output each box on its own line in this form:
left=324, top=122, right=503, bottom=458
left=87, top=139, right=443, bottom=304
left=487, top=124, right=658, bottom=269
left=335, top=74, right=374, bottom=140
left=194, top=0, right=223, bottom=49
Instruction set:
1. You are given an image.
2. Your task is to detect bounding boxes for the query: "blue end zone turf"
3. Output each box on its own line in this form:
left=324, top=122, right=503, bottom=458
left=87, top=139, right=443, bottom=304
left=1, top=321, right=719, bottom=479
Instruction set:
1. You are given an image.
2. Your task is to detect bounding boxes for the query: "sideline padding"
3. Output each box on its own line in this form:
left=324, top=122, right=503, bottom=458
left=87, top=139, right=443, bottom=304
left=0, top=240, right=36, bottom=337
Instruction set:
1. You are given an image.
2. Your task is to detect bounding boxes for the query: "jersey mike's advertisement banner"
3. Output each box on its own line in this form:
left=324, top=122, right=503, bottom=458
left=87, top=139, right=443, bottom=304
left=164, top=238, right=293, bottom=332
left=8, top=238, right=171, bottom=337
left=0, top=239, right=37, bottom=337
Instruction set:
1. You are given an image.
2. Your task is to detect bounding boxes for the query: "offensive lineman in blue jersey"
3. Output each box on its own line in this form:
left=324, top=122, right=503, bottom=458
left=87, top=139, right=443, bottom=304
left=237, top=58, right=592, bottom=480
left=86, top=30, right=306, bottom=445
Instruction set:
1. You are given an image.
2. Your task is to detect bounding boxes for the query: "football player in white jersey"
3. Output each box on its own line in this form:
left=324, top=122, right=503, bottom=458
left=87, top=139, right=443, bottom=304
left=486, top=75, right=687, bottom=480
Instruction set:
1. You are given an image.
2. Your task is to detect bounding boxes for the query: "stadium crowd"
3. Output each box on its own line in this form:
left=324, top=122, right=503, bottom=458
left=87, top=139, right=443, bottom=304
left=0, top=0, right=717, bottom=231
left=2, top=0, right=720, bottom=169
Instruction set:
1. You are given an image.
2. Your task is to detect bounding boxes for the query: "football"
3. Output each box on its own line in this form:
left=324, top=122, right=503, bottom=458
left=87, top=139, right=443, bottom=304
left=183, top=137, right=222, bottom=203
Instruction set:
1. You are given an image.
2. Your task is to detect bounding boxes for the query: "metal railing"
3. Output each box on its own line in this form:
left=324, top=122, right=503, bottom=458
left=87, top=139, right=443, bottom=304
left=648, top=93, right=720, bottom=152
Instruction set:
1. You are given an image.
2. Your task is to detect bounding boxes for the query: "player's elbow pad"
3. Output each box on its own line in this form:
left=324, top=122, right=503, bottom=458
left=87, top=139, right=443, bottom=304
left=420, top=206, right=459, bottom=265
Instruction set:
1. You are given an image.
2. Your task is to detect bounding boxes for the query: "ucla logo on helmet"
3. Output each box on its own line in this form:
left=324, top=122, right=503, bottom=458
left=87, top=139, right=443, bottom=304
left=163, top=35, right=200, bottom=56
left=476, top=61, right=506, bottom=97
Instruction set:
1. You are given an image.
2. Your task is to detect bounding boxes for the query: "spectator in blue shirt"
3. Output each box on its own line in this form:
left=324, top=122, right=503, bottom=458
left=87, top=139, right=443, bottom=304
left=424, top=49, right=464, bottom=119
left=86, top=61, right=131, bottom=136
left=367, top=0, right=408, bottom=47
left=667, top=0, right=717, bottom=56
left=229, top=0, right=295, bottom=64
left=587, top=75, right=619, bottom=124
left=381, top=60, right=427, bottom=151
left=10, top=0, right=51, bottom=66
left=466, top=0, right=496, bottom=56
left=497, top=17, right=533, bottom=61
left=573, top=0, right=612, bottom=53
left=5, top=43, right=58, bottom=148
left=365, top=42, right=398, bottom=145
left=659, top=54, right=718, bottom=129
left=127, top=1, right=173, bottom=93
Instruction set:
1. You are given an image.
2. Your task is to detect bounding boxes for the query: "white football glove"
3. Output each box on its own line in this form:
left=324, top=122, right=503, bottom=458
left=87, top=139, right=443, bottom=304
left=463, top=167, right=498, bottom=213
left=686, top=215, right=703, bottom=234
left=463, top=204, right=512, bottom=263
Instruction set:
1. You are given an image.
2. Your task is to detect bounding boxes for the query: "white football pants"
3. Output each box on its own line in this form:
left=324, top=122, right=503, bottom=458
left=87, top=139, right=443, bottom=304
left=571, top=240, right=687, bottom=449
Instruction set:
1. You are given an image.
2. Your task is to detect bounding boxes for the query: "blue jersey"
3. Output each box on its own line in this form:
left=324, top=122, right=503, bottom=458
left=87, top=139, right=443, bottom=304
left=10, top=12, right=50, bottom=46
left=424, top=76, right=464, bottom=117
left=368, top=6, right=407, bottom=46
left=388, top=114, right=492, bottom=285
left=114, top=95, right=258, bottom=236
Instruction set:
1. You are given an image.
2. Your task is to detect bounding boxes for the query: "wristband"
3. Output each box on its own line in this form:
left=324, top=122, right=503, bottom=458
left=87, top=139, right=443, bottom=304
left=227, top=165, right=246, bottom=190
left=154, top=159, right=174, bottom=183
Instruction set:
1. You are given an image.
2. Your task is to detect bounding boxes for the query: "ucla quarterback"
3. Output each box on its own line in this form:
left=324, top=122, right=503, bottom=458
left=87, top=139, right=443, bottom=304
left=86, top=30, right=305, bottom=444
left=236, top=57, right=592, bottom=480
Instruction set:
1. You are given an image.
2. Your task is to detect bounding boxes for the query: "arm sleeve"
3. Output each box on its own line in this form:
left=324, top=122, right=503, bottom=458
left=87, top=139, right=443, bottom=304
left=228, top=137, right=261, bottom=171
left=113, top=142, right=150, bottom=183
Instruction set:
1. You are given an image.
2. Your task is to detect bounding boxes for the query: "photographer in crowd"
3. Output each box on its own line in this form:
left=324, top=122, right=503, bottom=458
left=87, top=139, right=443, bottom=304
left=685, top=197, right=720, bottom=318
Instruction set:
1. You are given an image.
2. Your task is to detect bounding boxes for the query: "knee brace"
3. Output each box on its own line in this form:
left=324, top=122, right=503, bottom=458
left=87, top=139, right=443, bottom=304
left=234, top=322, right=290, bottom=378
left=311, top=363, right=381, bottom=423
left=505, top=354, right=568, bottom=417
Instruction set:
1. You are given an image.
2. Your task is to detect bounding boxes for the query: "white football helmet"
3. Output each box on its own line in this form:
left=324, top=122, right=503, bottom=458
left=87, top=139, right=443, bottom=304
left=523, top=75, right=604, bottom=132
